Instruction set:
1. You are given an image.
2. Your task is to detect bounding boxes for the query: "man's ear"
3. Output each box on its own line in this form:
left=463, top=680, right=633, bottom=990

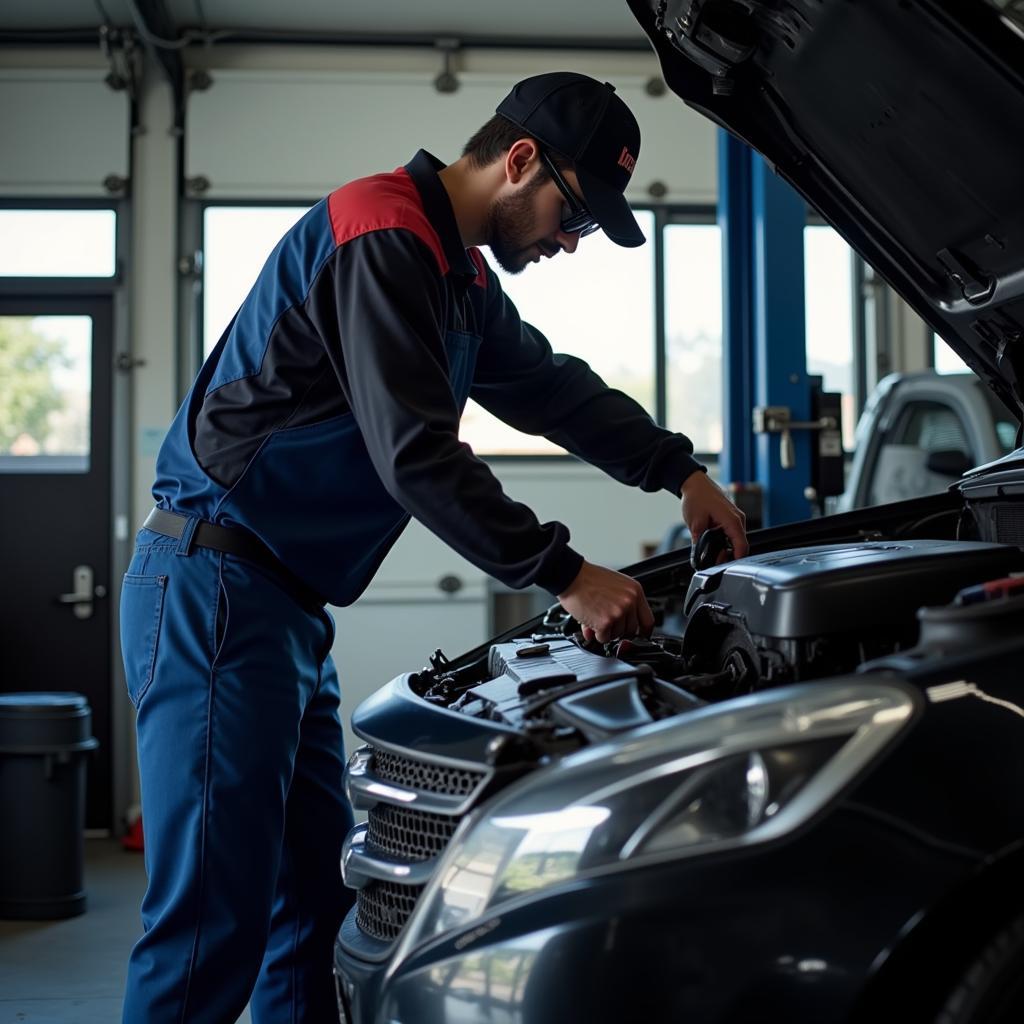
left=504, top=139, right=541, bottom=185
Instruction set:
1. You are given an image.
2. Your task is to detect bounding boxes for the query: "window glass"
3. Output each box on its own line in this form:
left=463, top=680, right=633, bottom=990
left=893, top=401, right=969, bottom=452
left=804, top=225, right=855, bottom=449
left=866, top=400, right=969, bottom=505
left=203, top=206, right=311, bottom=355
left=0, top=315, right=92, bottom=472
left=933, top=333, right=971, bottom=374
left=664, top=223, right=722, bottom=453
left=0, top=210, right=116, bottom=277
left=460, top=210, right=657, bottom=456
left=202, top=206, right=657, bottom=457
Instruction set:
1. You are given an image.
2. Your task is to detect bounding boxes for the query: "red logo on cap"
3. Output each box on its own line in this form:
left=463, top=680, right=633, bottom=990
left=617, top=147, right=636, bottom=174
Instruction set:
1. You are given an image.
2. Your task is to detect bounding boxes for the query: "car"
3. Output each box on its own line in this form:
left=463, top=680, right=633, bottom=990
left=839, top=370, right=1019, bottom=511
left=655, top=368, right=1017, bottom=555
left=333, top=2, right=1024, bottom=1022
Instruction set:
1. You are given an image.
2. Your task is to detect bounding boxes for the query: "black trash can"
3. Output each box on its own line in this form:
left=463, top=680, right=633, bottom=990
left=0, top=692, right=99, bottom=919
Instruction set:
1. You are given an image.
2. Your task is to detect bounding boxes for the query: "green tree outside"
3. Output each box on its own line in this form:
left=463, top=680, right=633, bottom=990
left=0, top=317, right=71, bottom=454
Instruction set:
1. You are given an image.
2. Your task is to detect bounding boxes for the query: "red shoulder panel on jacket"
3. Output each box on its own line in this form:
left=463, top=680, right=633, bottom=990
left=327, top=168, right=448, bottom=275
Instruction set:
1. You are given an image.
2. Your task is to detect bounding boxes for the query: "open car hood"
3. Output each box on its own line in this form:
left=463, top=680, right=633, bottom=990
left=628, top=0, right=1024, bottom=422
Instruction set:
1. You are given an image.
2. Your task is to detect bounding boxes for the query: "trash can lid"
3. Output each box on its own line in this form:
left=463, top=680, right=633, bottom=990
left=0, top=693, right=90, bottom=715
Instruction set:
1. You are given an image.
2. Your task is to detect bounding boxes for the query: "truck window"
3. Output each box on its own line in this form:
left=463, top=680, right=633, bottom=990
left=867, top=401, right=970, bottom=505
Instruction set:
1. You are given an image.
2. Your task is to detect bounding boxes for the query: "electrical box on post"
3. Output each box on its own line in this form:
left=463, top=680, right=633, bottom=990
left=809, top=375, right=844, bottom=509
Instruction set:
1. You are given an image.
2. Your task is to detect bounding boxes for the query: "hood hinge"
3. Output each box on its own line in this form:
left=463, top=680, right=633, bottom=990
left=996, top=334, right=1024, bottom=445
left=658, top=0, right=759, bottom=95
left=937, top=247, right=996, bottom=306
left=971, top=318, right=1024, bottom=437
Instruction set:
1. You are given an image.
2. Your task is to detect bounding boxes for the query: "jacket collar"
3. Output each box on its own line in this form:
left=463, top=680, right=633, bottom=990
left=404, top=149, right=479, bottom=281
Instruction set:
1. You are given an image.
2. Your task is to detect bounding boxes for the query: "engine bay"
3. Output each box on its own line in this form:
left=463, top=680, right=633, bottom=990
left=409, top=538, right=1024, bottom=755
left=348, top=489, right=1024, bottom=950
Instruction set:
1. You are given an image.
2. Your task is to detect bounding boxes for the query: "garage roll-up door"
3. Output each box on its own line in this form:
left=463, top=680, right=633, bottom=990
left=0, top=70, right=130, bottom=197
left=185, top=68, right=715, bottom=202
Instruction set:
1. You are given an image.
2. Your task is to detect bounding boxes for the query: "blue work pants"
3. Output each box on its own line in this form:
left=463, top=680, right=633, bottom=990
left=119, top=528, right=354, bottom=1023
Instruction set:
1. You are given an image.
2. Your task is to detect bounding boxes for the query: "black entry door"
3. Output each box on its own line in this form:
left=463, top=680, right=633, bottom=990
left=0, top=296, right=113, bottom=828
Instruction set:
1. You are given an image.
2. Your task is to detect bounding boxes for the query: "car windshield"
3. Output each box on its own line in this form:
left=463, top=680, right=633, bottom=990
left=977, top=380, right=1021, bottom=454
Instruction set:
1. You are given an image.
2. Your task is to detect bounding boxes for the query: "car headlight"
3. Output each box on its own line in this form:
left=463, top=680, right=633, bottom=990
left=394, top=678, right=917, bottom=958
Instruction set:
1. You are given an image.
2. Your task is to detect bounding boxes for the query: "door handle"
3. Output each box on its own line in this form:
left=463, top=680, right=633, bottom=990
left=57, top=565, right=106, bottom=620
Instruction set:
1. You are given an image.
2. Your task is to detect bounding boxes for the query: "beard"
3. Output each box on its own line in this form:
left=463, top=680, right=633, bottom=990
left=484, top=169, right=552, bottom=275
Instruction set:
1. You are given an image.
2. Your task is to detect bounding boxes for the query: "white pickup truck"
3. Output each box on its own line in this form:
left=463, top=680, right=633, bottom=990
left=838, top=371, right=1019, bottom=512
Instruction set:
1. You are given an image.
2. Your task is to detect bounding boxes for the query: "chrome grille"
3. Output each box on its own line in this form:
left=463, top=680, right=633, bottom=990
left=345, top=746, right=487, bottom=945
left=365, top=804, right=460, bottom=862
left=356, top=881, right=426, bottom=944
left=372, top=748, right=485, bottom=797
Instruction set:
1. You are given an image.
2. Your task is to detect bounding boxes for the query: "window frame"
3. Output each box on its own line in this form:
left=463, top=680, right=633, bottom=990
left=481, top=203, right=718, bottom=463
left=189, top=200, right=865, bottom=464
left=191, top=198, right=721, bottom=462
left=0, top=197, right=122, bottom=292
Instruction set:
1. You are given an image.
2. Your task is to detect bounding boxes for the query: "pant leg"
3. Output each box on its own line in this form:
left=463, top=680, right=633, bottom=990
left=249, top=651, right=355, bottom=1024
left=121, top=539, right=331, bottom=1024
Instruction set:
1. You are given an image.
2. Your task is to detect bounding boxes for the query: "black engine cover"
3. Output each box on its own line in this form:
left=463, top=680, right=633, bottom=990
left=683, top=539, right=1022, bottom=640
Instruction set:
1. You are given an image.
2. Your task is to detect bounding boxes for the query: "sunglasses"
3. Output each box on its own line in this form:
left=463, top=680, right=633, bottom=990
left=539, top=150, right=600, bottom=238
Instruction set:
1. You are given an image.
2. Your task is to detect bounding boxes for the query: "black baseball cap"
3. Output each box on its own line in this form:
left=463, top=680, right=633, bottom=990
left=496, top=72, right=645, bottom=248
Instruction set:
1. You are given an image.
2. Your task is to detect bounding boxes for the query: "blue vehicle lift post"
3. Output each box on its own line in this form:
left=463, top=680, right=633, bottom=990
left=718, top=130, right=812, bottom=527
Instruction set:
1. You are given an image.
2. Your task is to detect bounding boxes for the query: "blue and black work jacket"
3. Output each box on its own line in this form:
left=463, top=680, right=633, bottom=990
left=153, top=150, right=702, bottom=607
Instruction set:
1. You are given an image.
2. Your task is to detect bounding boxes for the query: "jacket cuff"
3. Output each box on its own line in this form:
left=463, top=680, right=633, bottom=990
left=659, top=452, right=706, bottom=496
left=536, top=545, right=585, bottom=598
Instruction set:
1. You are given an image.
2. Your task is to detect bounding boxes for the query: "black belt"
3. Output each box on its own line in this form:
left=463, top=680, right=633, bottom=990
left=142, top=507, right=327, bottom=609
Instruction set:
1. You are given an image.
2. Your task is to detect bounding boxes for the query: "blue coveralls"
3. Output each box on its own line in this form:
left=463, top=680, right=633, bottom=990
left=120, top=150, right=700, bottom=1022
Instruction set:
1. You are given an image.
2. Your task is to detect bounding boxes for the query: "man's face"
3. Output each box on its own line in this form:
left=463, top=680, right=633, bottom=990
left=485, top=163, right=585, bottom=275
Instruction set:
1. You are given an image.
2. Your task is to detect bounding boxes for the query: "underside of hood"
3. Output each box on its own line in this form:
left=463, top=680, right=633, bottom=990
left=628, top=0, right=1024, bottom=422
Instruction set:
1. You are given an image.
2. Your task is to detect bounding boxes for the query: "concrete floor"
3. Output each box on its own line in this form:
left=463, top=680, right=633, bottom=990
left=0, top=839, right=252, bottom=1024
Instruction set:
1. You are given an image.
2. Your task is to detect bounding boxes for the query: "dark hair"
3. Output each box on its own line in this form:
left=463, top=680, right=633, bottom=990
left=462, top=114, right=573, bottom=176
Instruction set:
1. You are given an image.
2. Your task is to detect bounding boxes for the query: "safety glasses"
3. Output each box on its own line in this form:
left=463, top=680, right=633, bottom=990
left=539, top=149, right=600, bottom=238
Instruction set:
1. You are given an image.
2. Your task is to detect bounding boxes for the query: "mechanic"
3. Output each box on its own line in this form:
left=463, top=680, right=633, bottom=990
left=119, top=71, right=748, bottom=1023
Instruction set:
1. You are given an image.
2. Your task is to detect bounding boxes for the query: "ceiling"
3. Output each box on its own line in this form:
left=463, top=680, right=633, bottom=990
left=0, top=0, right=647, bottom=45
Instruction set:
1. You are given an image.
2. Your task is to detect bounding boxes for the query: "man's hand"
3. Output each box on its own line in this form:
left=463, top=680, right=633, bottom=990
left=680, top=471, right=749, bottom=563
left=557, top=561, right=655, bottom=644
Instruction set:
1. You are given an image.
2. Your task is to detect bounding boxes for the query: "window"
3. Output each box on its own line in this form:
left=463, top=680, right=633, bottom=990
left=0, top=208, right=115, bottom=474
left=664, top=222, right=722, bottom=453
left=894, top=401, right=970, bottom=453
left=203, top=206, right=311, bottom=356
left=198, top=205, right=865, bottom=464
left=0, top=210, right=116, bottom=278
left=933, top=333, right=971, bottom=375
left=0, top=315, right=92, bottom=472
left=804, top=225, right=856, bottom=449
left=866, top=400, right=970, bottom=505
left=460, top=210, right=657, bottom=455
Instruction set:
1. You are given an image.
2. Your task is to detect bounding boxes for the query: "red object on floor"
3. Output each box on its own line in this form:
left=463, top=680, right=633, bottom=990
left=122, top=815, right=145, bottom=852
